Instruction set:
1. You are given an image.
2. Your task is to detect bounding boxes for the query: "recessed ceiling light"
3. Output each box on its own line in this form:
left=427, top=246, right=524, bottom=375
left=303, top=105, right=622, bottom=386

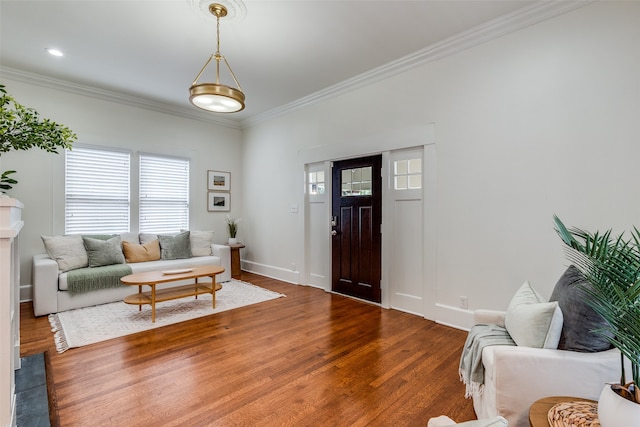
left=45, top=48, right=64, bottom=57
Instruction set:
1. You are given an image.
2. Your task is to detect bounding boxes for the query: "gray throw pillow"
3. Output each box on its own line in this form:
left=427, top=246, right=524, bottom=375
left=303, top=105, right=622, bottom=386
left=158, top=231, right=191, bottom=260
left=41, top=234, right=88, bottom=272
left=82, top=235, right=125, bottom=267
left=549, top=265, right=613, bottom=352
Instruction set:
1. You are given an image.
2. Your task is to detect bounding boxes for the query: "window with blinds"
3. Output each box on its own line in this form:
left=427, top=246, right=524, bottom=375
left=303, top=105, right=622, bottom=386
left=65, top=147, right=131, bottom=234
left=139, top=154, right=190, bottom=234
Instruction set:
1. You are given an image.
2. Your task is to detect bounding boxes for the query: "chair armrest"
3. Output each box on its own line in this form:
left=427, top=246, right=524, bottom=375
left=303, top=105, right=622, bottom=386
left=211, top=243, right=232, bottom=282
left=482, top=346, right=622, bottom=426
left=32, top=254, right=60, bottom=317
left=427, top=416, right=457, bottom=427
left=473, top=310, right=506, bottom=327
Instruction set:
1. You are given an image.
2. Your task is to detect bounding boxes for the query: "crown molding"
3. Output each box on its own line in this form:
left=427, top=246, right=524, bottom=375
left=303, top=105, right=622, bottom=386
left=0, top=67, right=243, bottom=130
left=241, top=0, right=591, bottom=128
left=1, top=1, right=590, bottom=131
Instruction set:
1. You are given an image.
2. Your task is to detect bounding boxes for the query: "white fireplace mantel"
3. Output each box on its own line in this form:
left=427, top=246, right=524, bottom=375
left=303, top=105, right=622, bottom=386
left=0, top=197, right=24, bottom=427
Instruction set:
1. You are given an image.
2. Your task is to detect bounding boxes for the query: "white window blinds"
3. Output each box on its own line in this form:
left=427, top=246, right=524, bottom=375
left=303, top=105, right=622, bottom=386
left=65, top=147, right=131, bottom=234
left=139, top=154, right=189, bottom=233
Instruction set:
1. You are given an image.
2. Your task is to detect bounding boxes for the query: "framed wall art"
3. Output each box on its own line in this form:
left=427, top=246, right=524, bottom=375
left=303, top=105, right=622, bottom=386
left=207, top=170, right=230, bottom=192
left=207, top=191, right=230, bottom=212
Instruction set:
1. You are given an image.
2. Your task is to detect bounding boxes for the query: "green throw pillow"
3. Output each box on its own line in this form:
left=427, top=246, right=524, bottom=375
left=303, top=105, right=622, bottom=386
left=158, top=231, right=191, bottom=260
left=82, top=235, right=125, bottom=267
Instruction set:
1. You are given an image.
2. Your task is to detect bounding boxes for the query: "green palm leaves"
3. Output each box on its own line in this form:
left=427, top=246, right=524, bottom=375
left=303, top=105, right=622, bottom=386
left=554, top=215, right=640, bottom=400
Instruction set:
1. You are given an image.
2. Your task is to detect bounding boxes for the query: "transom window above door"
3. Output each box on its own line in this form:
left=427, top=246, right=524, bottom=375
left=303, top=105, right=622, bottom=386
left=341, top=166, right=372, bottom=196
left=394, top=158, right=422, bottom=190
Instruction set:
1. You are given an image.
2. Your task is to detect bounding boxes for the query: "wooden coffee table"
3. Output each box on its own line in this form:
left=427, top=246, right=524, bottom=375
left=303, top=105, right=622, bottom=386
left=121, top=265, right=225, bottom=322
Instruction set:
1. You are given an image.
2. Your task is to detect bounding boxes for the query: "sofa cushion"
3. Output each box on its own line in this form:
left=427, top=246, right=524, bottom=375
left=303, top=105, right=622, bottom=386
left=122, top=239, right=161, bottom=263
left=41, top=234, right=88, bottom=272
left=119, top=232, right=140, bottom=244
left=550, top=265, right=614, bottom=352
left=139, top=233, right=158, bottom=244
left=158, top=231, right=191, bottom=260
left=189, top=230, right=215, bottom=256
left=82, top=235, right=125, bottom=267
left=58, top=255, right=220, bottom=291
left=504, top=281, right=563, bottom=349
left=127, top=255, right=221, bottom=274
left=83, top=234, right=118, bottom=241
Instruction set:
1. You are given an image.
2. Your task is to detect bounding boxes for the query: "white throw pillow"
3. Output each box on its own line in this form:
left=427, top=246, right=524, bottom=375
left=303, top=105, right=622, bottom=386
left=119, top=232, right=139, bottom=244
left=504, top=281, right=563, bottom=349
left=189, top=230, right=215, bottom=257
left=139, top=233, right=159, bottom=244
left=41, top=234, right=89, bottom=272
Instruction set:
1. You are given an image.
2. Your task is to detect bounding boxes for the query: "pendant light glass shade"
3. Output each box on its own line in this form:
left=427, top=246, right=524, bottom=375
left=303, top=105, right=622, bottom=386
left=190, top=82, right=245, bottom=112
left=189, top=3, right=245, bottom=113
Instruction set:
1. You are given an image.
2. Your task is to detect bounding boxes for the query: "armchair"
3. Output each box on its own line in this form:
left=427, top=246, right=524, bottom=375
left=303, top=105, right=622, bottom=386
left=470, top=308, right=622, bottom=427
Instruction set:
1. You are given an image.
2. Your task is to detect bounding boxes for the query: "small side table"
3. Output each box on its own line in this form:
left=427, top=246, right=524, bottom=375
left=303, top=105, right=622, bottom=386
left=226, top=243, right=245, bottom=279
left=529, top=396, right=598, bottom=427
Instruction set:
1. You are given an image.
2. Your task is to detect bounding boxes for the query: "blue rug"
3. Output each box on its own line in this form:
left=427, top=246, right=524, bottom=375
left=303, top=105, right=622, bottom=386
left=15, top=352, right=56, bottom=427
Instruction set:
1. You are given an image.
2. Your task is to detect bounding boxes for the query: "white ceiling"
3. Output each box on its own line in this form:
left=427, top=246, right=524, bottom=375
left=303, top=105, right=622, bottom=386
left=1, top=0, right=571, bottom=127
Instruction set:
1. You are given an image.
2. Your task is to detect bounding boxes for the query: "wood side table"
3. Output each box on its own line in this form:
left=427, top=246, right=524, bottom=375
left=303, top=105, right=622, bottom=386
left=529, top=396, right=598, bottom=427
left=227, top=243, right=245, bottom=279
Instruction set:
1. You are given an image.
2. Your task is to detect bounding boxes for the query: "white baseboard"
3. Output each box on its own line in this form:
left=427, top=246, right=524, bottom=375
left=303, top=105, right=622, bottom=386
left=20, top=275, right=473, bottom=335
left=390, top=304, right=424, bottom=318
left=241, top=260, right=301, bottom=284
left=434, top=303, right=473, bottom=331
left=307, top=273, right=327, bottom=289
left=232, top=260, right=475, bottom=333
left=20, top=284, right=33, bottom=303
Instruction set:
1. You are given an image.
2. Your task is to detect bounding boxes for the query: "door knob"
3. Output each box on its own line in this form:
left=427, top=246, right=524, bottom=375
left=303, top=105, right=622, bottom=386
left=331, top=230, right=337, bottom=236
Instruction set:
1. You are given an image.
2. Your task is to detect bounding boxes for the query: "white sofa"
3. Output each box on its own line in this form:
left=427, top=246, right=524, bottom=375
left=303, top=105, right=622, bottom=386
left=32, top=232, right=232, bottom=317
left=471, top=308, right=624, bottom=427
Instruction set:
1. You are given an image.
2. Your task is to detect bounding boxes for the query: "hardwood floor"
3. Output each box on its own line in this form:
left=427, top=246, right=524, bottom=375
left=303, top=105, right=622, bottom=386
left=20, top=272, right=476, bottom=426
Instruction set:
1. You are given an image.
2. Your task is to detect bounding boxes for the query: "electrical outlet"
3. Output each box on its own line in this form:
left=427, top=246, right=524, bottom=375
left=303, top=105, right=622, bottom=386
left=291, top=263, right=296, bottom=271
left=459, top=296, right=469, bottom=309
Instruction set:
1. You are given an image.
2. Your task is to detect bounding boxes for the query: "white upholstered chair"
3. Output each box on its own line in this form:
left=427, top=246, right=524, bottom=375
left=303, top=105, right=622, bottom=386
left=470, top=308, right=622, bottom=427
left=464, top=266, right=634, bottom=427
left=427, top=415, right=508, bottom=427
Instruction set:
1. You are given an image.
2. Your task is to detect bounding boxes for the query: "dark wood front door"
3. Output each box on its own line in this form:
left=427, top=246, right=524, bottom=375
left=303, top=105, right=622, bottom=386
left=331, top=155, right=382, bottom=303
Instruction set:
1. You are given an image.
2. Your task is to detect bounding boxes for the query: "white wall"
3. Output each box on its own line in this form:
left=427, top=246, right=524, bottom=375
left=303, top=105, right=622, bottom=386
left=241, top=2, right=640, bottom=328
left=4, top=2, right=640, bottom=328
left=0, top=79, right=243, bottom=300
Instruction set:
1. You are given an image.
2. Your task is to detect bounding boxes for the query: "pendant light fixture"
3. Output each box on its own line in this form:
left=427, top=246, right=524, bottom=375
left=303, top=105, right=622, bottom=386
left=189, top=3, right=245, bottom=113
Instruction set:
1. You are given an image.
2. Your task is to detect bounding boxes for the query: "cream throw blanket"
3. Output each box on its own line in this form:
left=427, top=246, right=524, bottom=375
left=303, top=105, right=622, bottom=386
left=459, top=324, right=515, bottom=398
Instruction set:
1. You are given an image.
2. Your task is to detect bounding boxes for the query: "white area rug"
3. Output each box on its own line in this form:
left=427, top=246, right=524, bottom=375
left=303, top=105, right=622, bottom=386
left=48, top=280, right=285, bottom=353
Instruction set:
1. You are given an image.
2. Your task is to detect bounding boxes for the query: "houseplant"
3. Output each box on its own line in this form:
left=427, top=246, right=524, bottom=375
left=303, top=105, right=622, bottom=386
left=554, top=215, right=640, bottom=425
left=0, top=84, right=76, bottom=192
left=226, top=215, right=240, bottom=244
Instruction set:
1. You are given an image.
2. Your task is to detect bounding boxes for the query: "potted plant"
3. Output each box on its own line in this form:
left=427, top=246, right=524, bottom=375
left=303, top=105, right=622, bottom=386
left=0, top=84, right=76, bottom=193
left=554, top=215, right=640, bottom=425
left=226, top=215, right=240, bottom=244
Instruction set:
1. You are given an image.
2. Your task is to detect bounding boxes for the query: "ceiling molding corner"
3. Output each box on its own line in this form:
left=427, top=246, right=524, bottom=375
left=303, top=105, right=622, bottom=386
left=1, top=0, right=592, bottom=132
left=241, top=0, right=591, bottom=128
left=0, top=67, right=243, bottom=130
